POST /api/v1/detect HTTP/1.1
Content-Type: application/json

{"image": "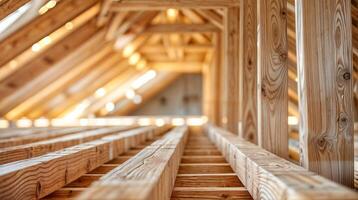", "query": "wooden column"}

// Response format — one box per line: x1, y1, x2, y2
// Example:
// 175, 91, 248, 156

257, 0, 288, 157
296, 0, 353, 187
221, 7, 240, 134
238, 0, 257, 143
